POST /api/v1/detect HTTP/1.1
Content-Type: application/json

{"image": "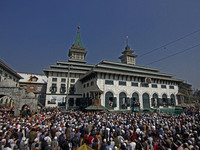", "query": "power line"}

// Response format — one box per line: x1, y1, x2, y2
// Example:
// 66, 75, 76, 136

139, 28, 200, 58
145, 43, 200, 66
